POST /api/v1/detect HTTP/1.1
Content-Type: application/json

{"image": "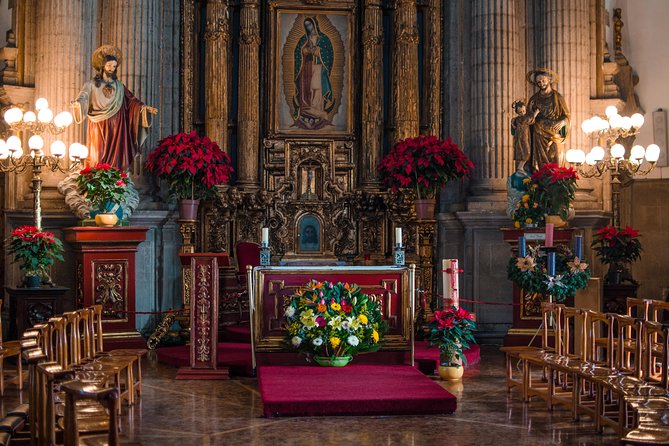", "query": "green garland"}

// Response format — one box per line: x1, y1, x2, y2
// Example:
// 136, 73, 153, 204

507, 244, 591, 302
